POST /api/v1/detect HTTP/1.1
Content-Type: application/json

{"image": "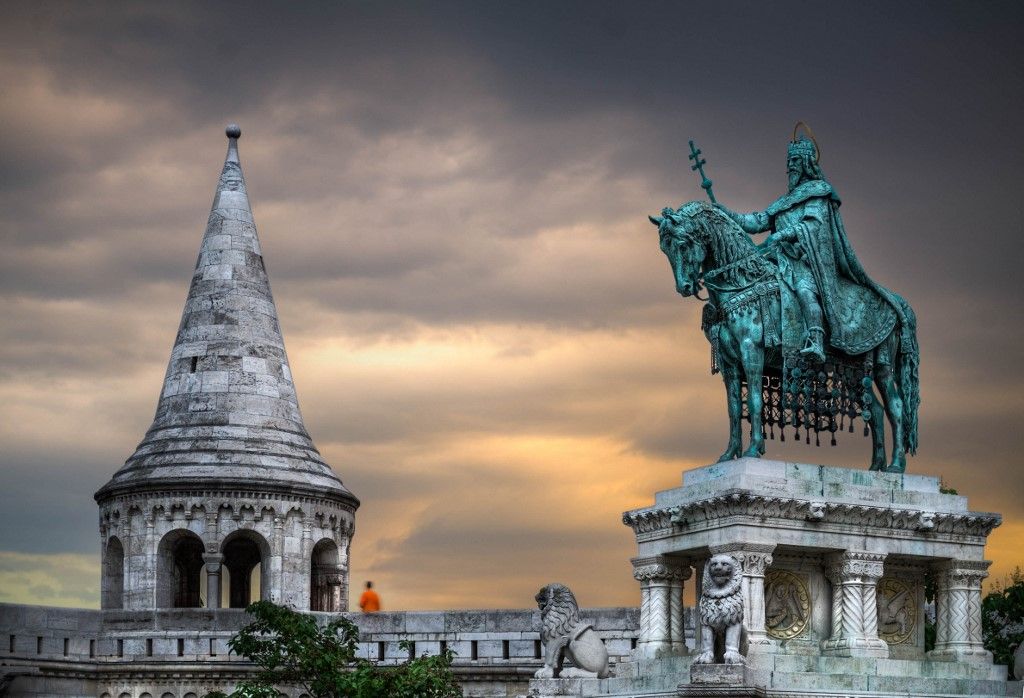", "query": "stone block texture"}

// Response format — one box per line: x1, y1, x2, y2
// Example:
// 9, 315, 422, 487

92, 128, 357, 615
